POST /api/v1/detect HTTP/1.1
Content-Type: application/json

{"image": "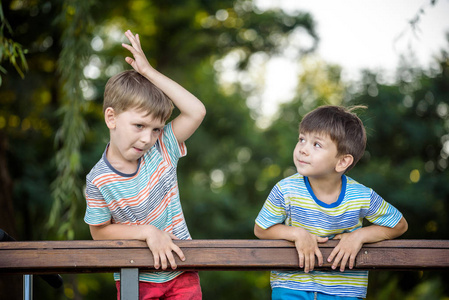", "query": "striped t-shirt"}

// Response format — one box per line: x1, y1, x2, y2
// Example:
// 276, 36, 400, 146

255, 173, 403, 298
84, 122, 190, 283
